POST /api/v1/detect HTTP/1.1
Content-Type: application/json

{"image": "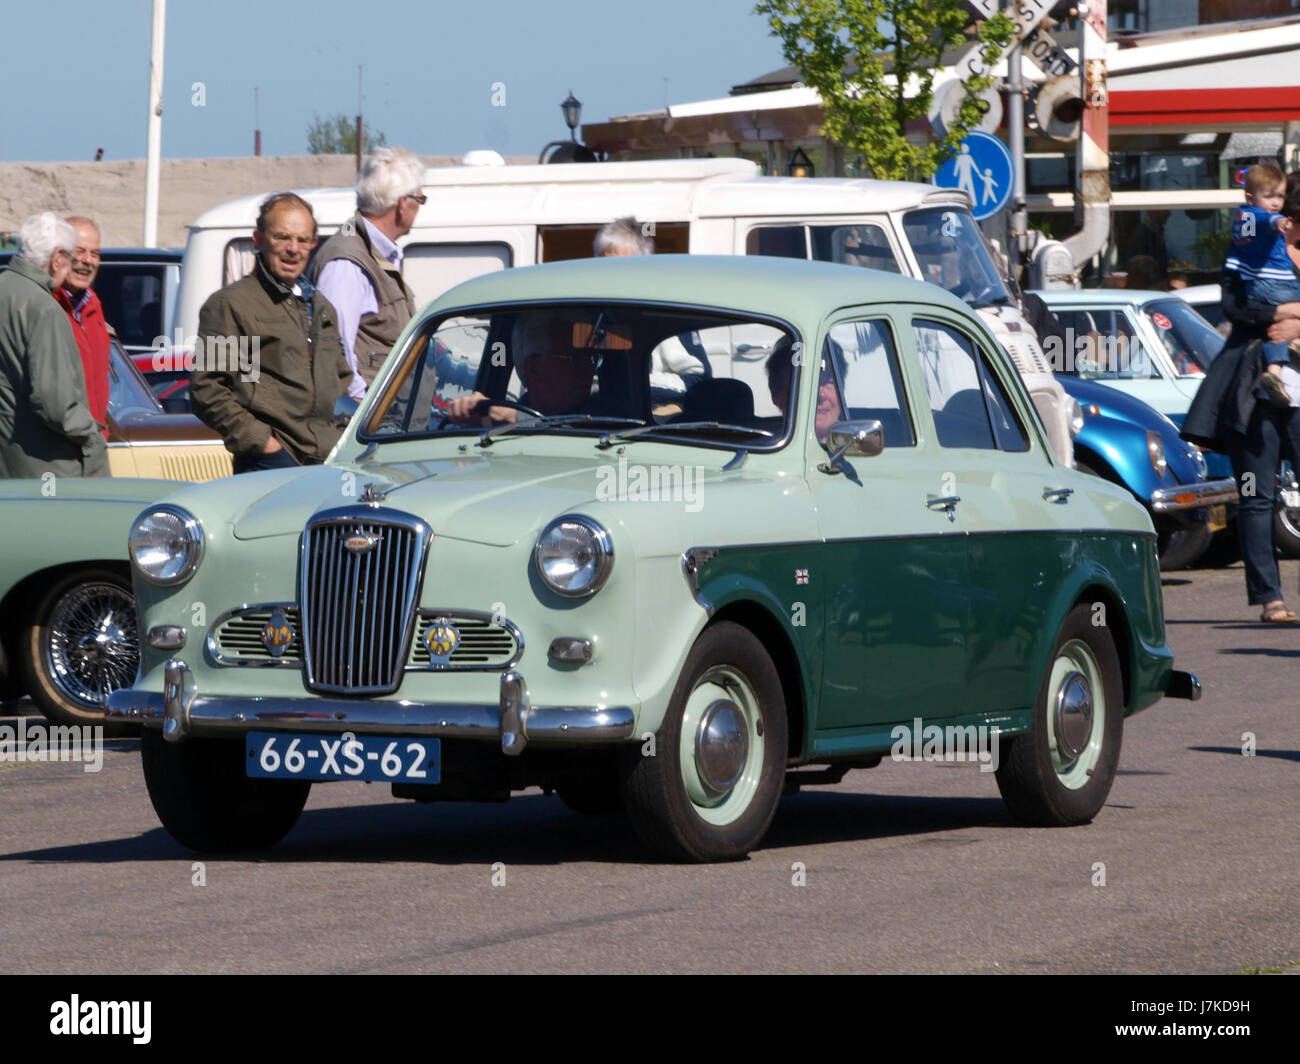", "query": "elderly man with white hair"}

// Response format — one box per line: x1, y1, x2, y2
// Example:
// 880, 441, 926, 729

310, 146, 425, 398
0, 212, 108, 477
